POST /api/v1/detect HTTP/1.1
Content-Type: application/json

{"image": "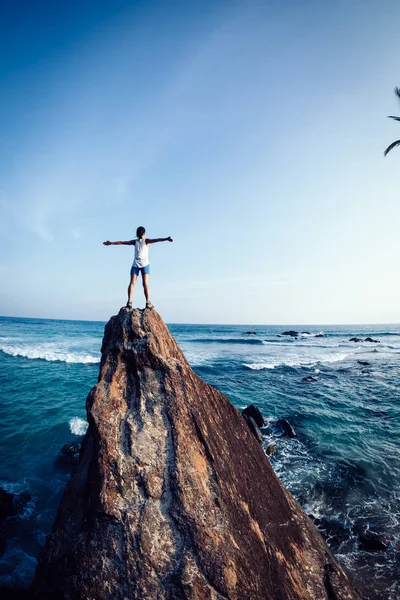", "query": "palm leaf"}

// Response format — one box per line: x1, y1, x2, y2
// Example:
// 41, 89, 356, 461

388, 115, 400, 121
384, 139, 400, 156
395, 87, 400, 100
